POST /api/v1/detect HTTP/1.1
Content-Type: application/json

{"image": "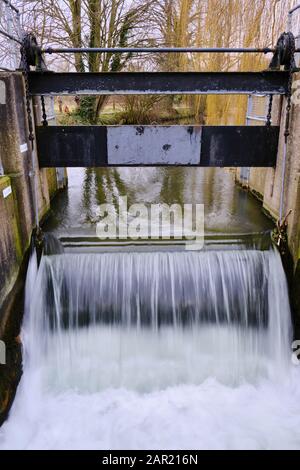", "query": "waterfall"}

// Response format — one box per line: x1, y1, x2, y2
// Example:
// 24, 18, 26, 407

1, 246, 299, 450
23, 247, 292, 389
